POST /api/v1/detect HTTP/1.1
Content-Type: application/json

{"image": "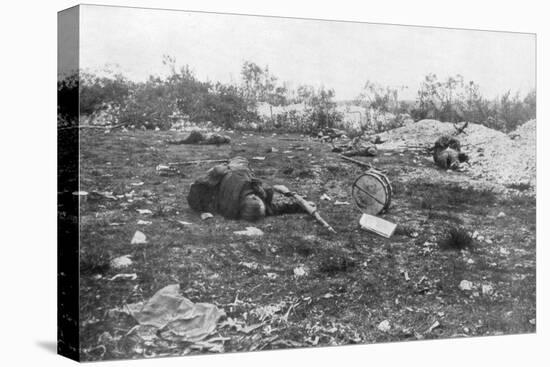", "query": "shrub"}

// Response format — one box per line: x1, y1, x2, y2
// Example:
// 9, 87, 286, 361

57, 72, 79, 126
439, 227, 474, 251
